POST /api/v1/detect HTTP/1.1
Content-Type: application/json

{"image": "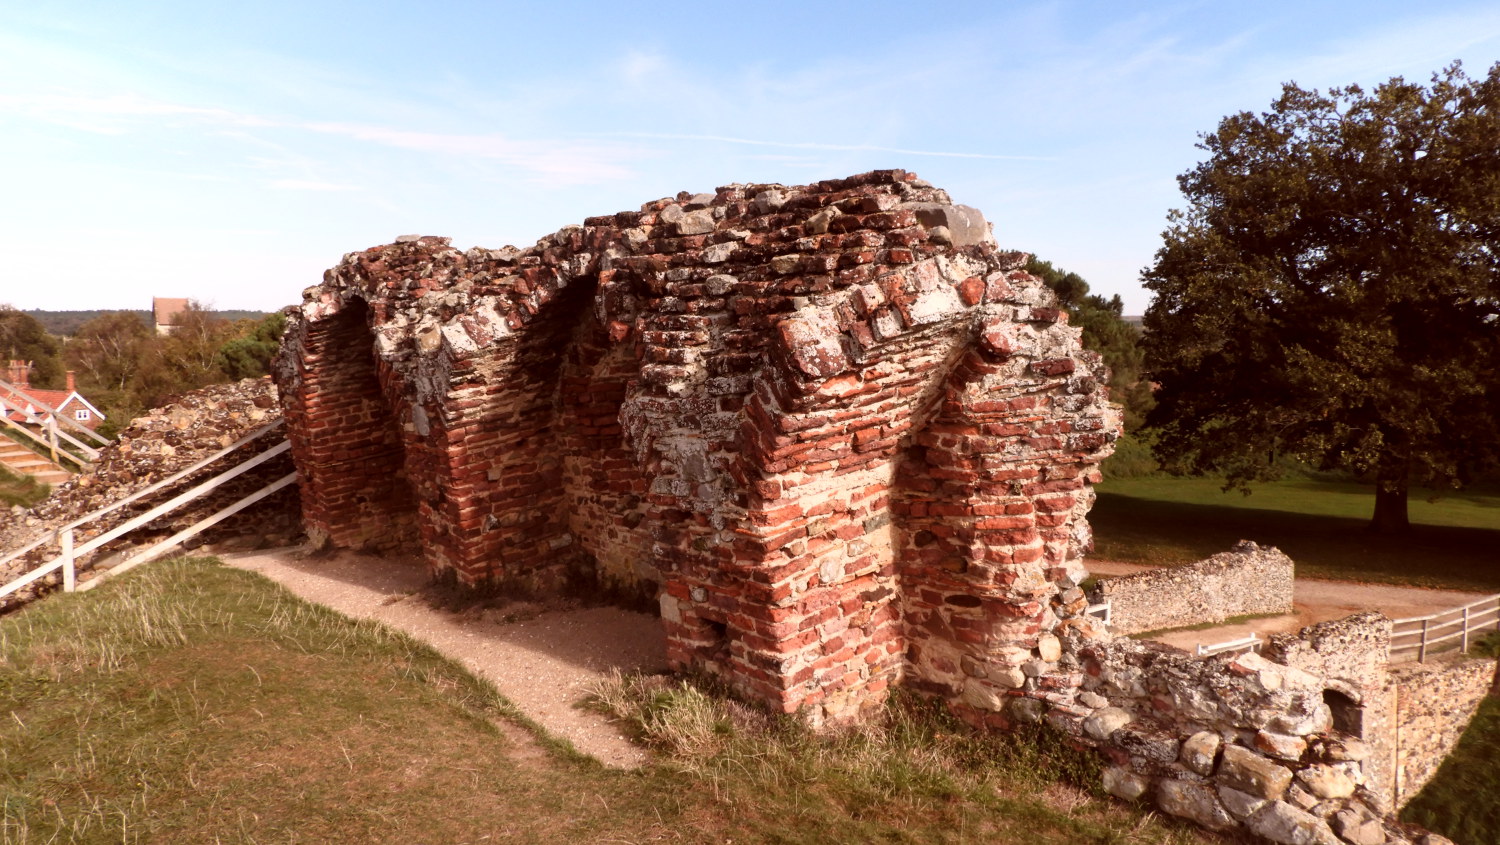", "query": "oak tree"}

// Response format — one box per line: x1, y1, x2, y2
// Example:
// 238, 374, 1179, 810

1142, 62, 1500, 533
